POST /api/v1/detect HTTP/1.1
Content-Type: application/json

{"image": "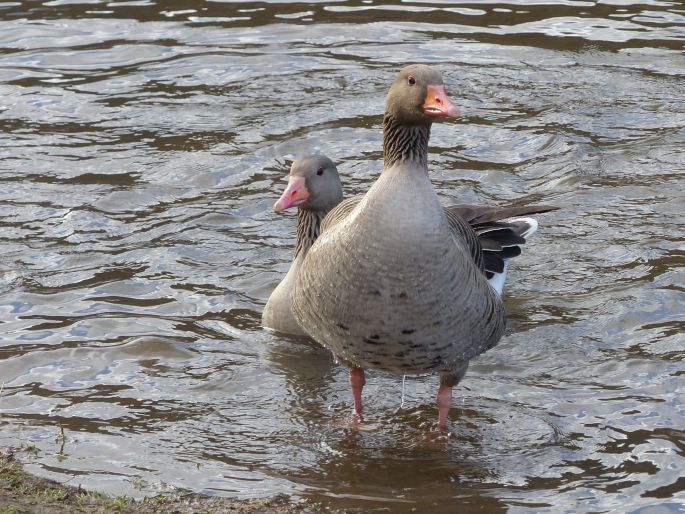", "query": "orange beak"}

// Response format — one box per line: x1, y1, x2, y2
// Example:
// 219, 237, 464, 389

274, 176, 310, 211
422, 85, 460, 118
